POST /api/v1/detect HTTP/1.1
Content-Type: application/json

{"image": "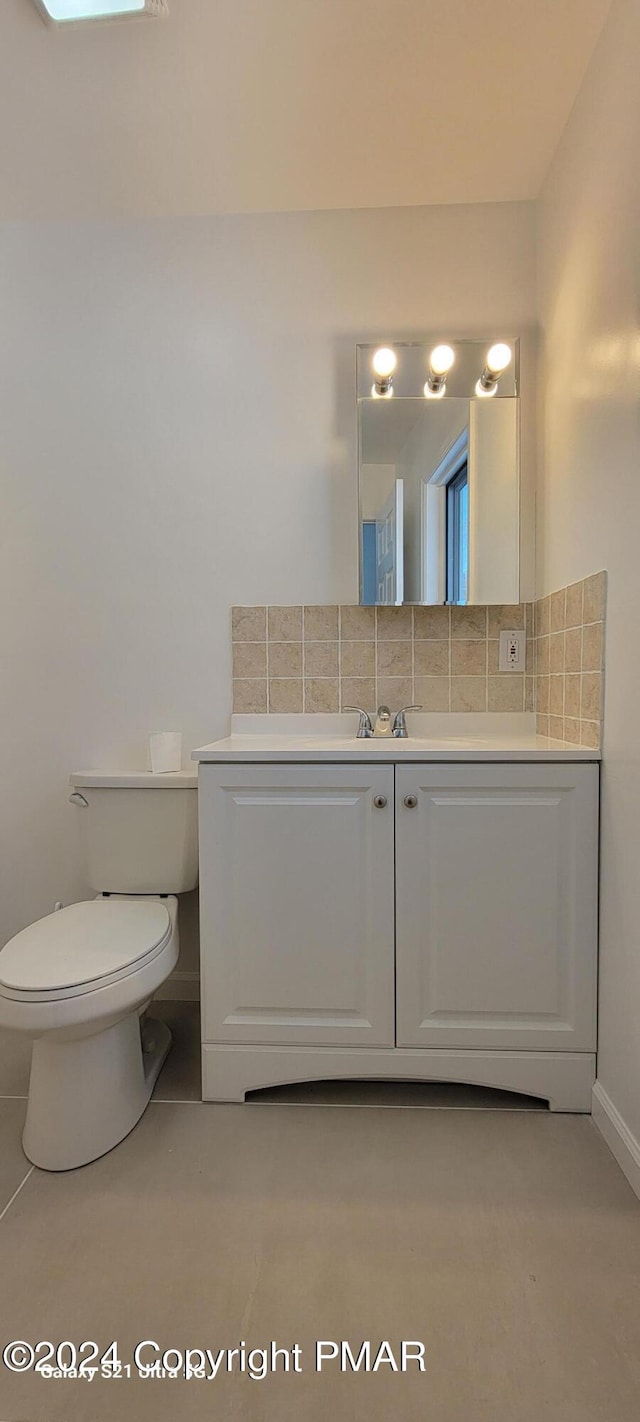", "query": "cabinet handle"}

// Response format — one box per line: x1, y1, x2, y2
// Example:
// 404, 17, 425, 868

373, 794, 388, 809
403, 794, 418, 809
